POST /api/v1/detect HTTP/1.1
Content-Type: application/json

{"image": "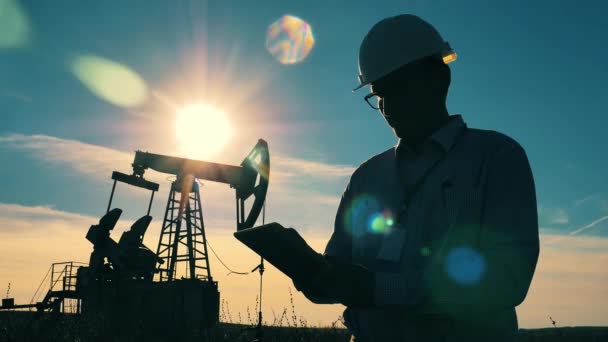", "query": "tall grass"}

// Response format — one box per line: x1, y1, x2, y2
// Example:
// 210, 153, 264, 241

2, 297, 608, 342
216, 287, 349, 341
